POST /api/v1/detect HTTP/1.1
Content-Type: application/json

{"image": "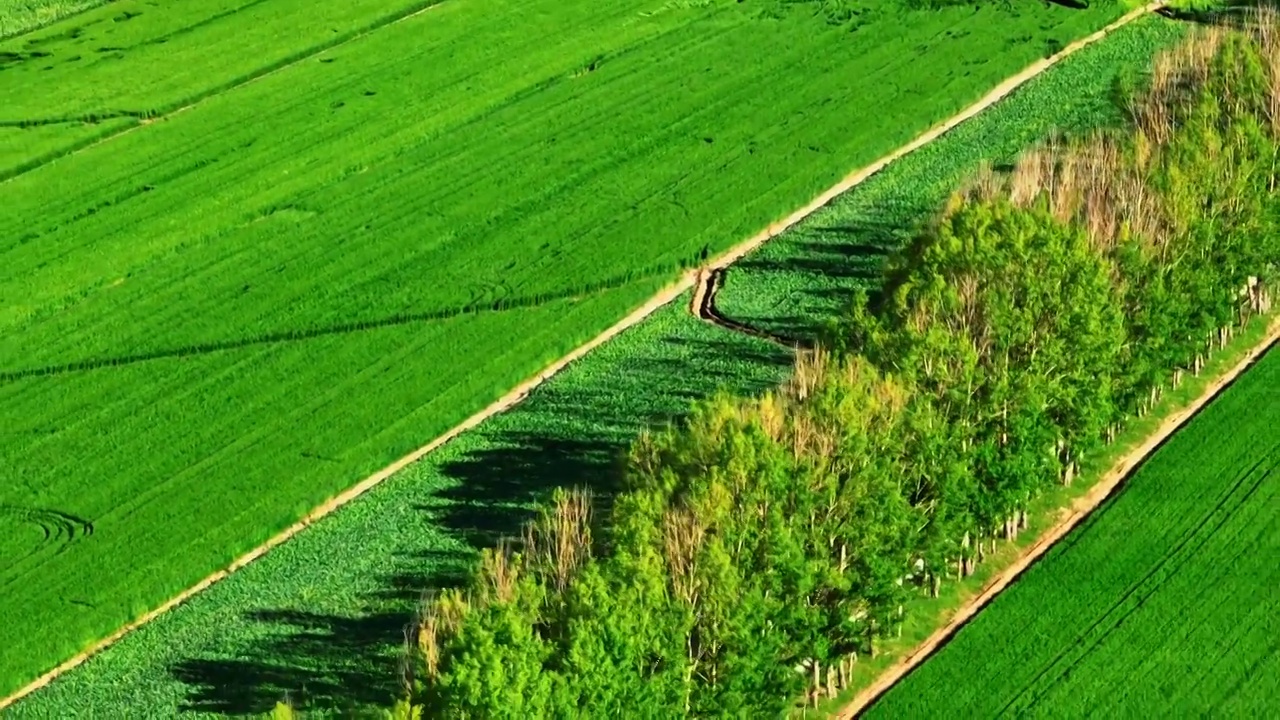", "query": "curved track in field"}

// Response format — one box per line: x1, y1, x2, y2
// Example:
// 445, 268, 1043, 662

0, 506, 94, 560
690, 267, 810, 350
0, 2, 1164, 711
